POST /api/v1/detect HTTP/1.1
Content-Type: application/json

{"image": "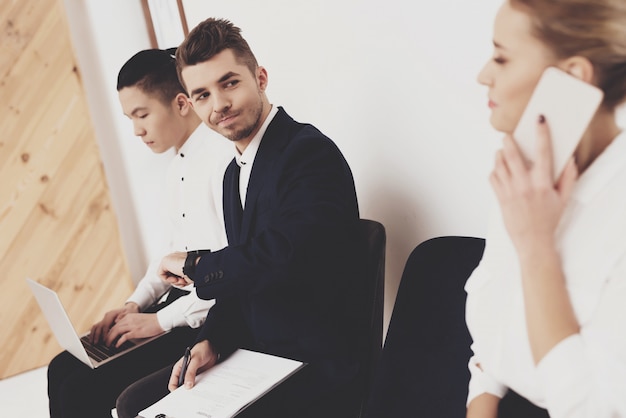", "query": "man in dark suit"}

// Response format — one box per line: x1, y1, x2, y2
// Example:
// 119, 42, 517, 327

115, 17, 363, 418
